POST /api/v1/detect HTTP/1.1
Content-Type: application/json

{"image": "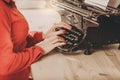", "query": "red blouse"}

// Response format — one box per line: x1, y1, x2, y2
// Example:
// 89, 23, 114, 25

0, 0, 45, 80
